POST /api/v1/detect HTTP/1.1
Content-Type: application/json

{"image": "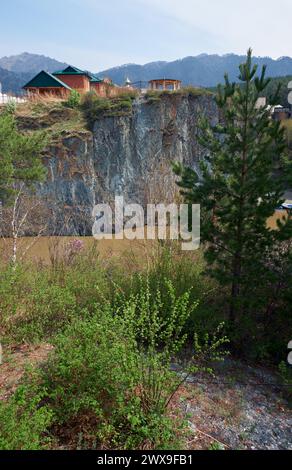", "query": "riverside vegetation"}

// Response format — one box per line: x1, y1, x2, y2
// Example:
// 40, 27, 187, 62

0, 51, 291, 450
